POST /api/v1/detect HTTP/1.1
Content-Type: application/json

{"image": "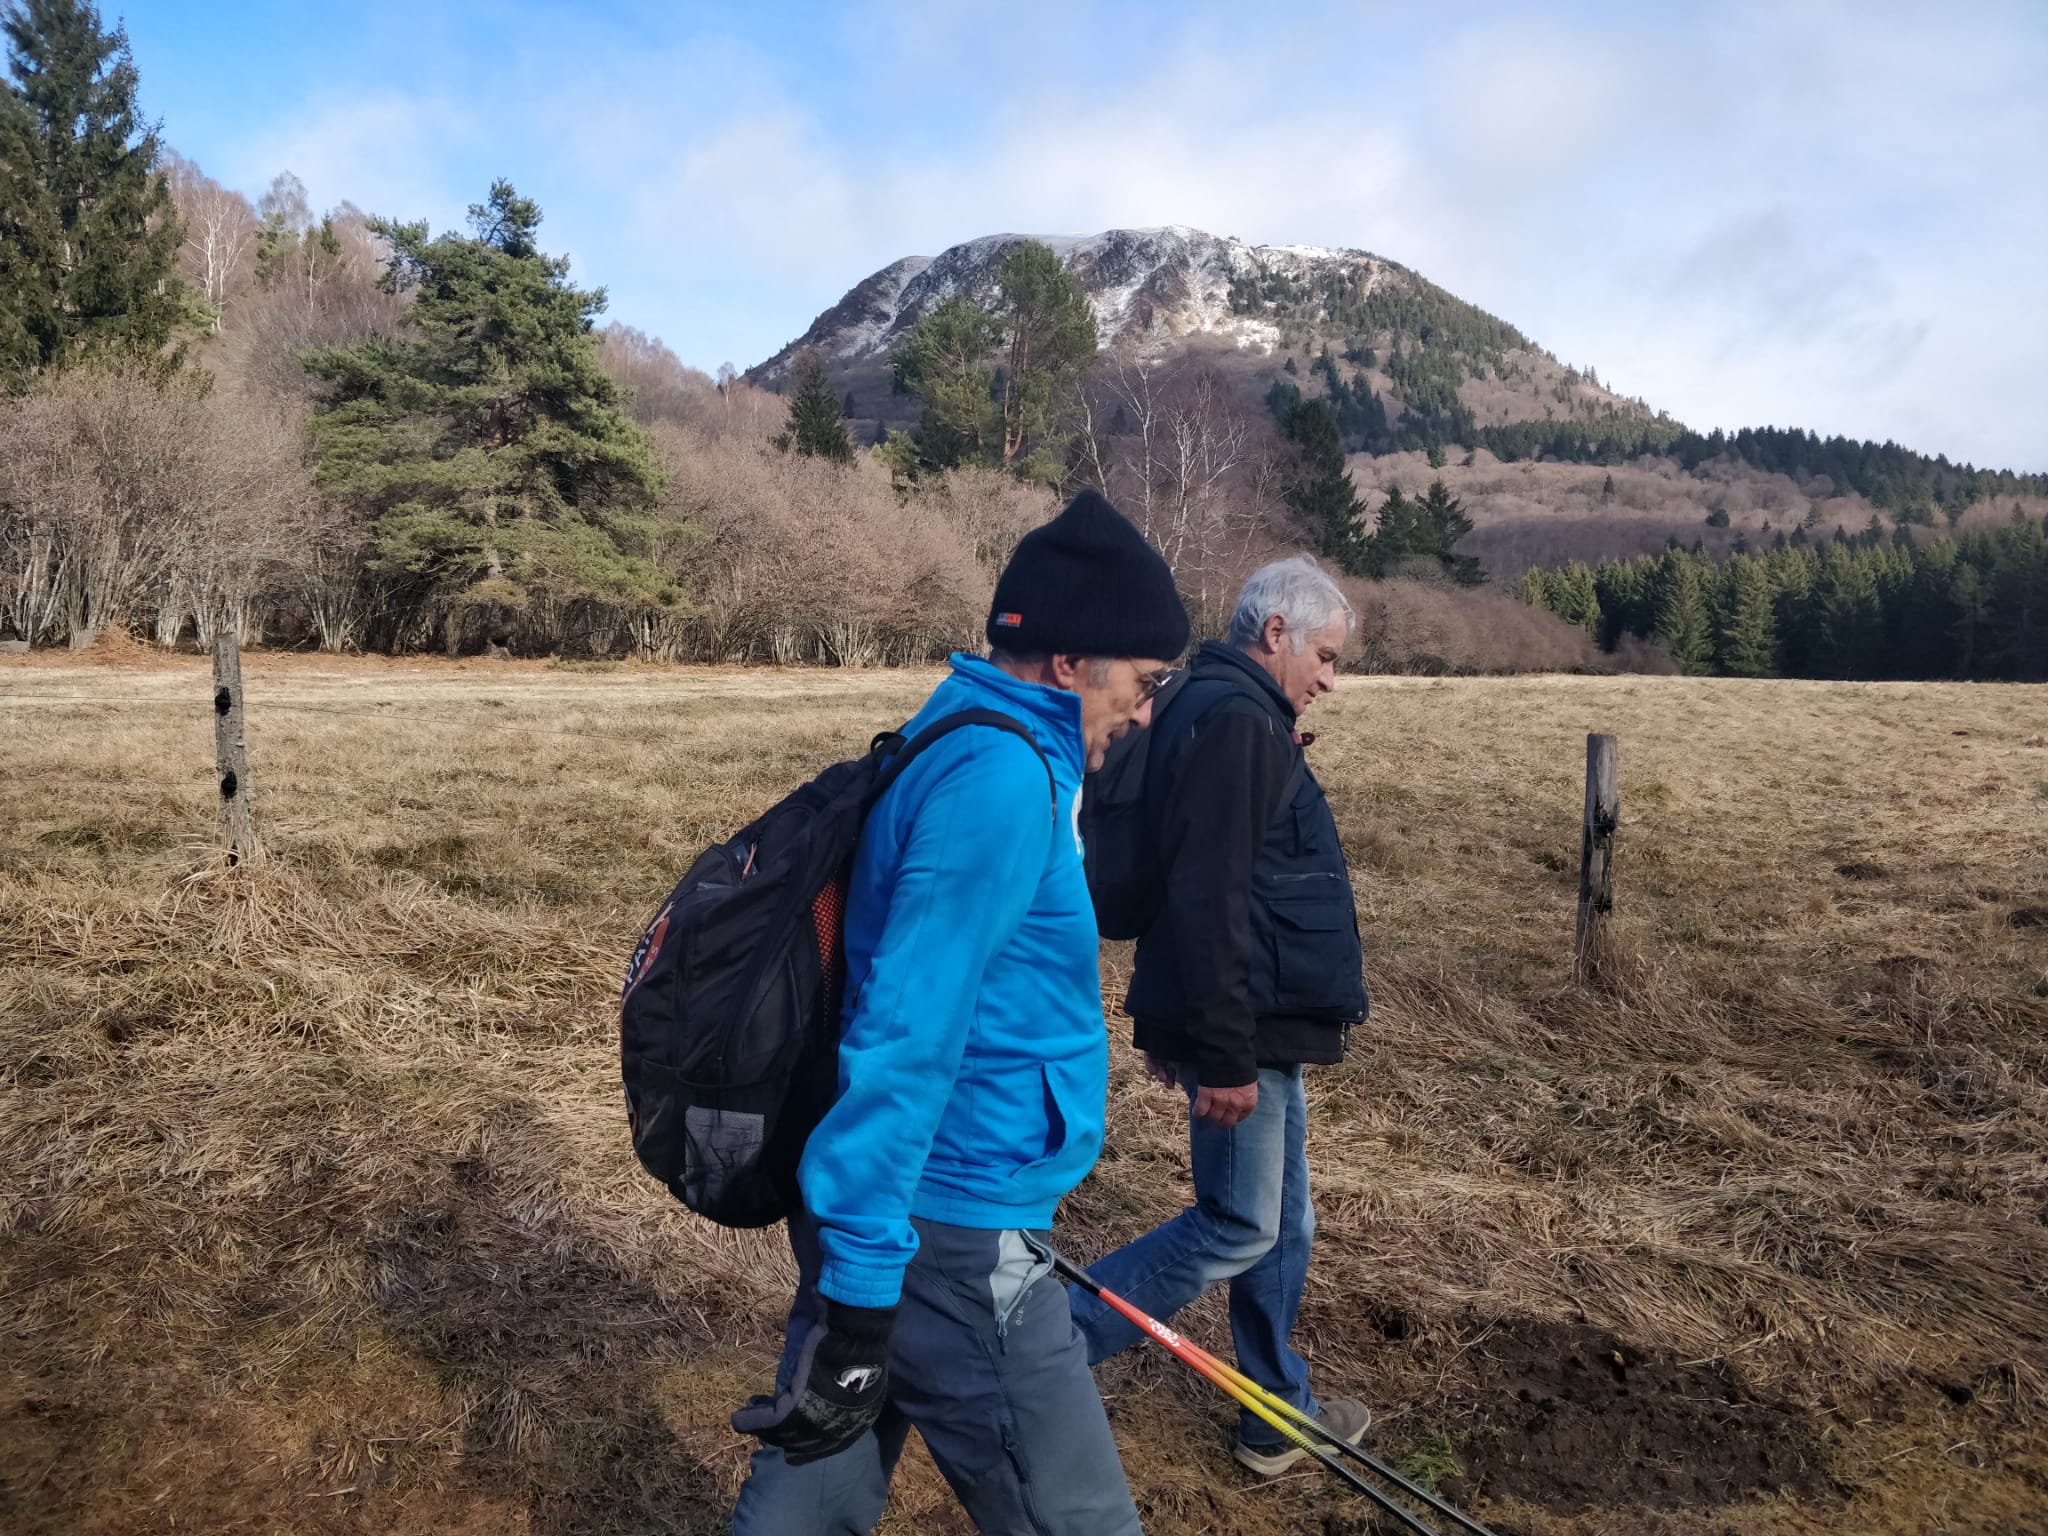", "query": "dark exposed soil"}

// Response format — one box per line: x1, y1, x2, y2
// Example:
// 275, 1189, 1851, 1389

1440, 1319, 1829, 1513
